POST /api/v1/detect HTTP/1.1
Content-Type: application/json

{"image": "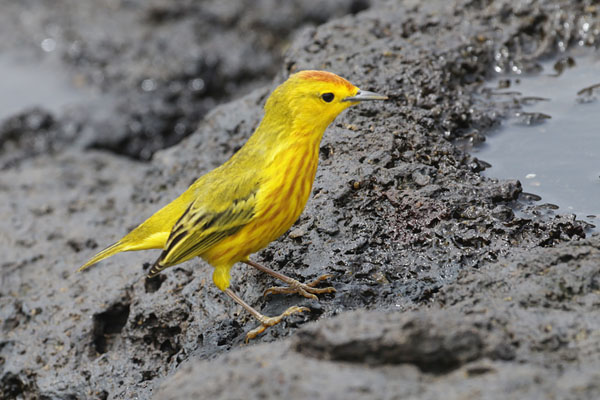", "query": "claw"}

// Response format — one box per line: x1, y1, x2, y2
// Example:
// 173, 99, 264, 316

306, 274, 334, 287
245, 306, 309, 342
263, 274, 336, 300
